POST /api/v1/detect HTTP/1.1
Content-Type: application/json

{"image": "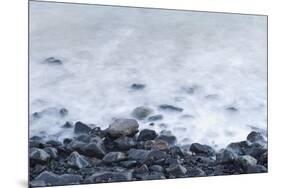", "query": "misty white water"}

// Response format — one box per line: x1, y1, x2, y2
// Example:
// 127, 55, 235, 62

29, 2, 267, 149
